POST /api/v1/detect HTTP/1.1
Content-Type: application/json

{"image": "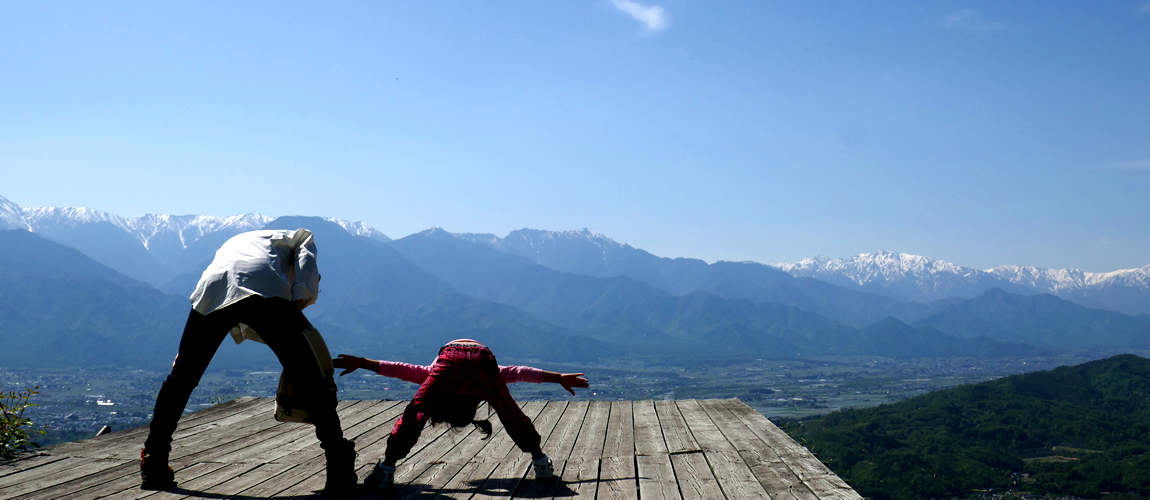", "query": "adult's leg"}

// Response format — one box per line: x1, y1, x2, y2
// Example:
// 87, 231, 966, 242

239, 297, 356, 491
143, 308, 231, 458
238, 297, 345, 447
